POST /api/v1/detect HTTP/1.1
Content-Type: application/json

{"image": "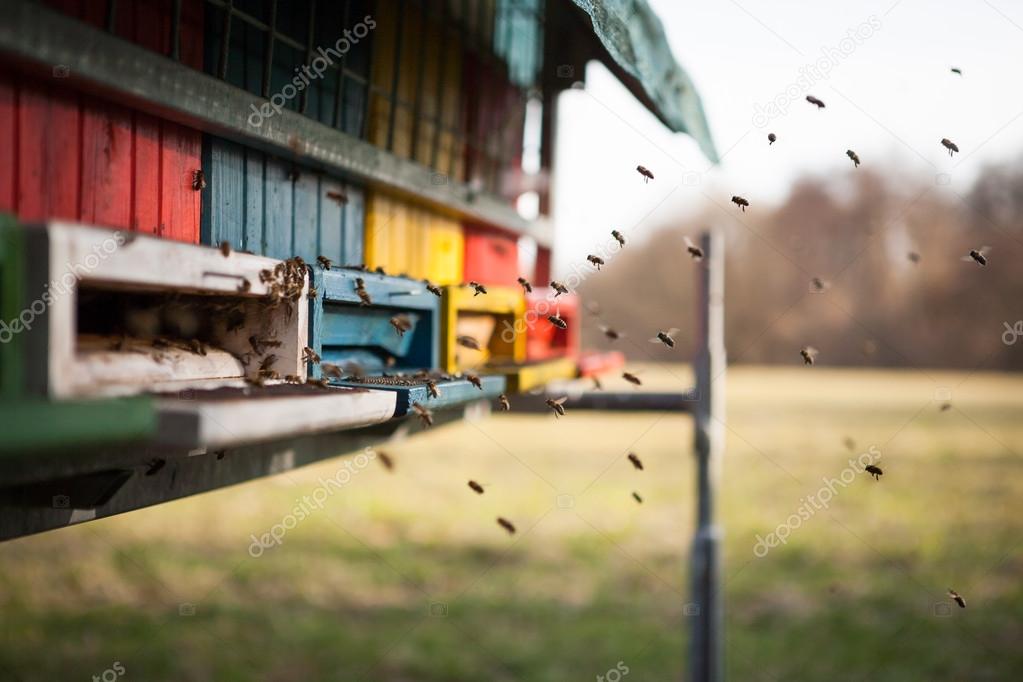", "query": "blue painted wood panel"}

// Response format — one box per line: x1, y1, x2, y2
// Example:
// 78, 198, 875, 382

334, 374, 505, 417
